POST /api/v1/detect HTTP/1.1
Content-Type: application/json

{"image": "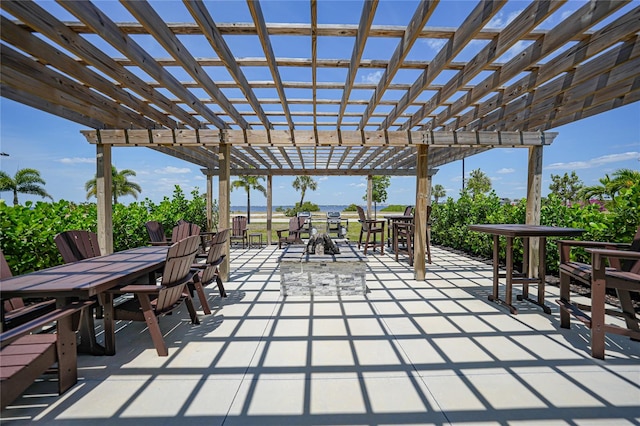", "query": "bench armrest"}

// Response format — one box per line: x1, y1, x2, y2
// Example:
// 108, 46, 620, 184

0, 300, 92, 347
557, 240, 630, 249
587, 248, 640, 270
558, 240, 631, 263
